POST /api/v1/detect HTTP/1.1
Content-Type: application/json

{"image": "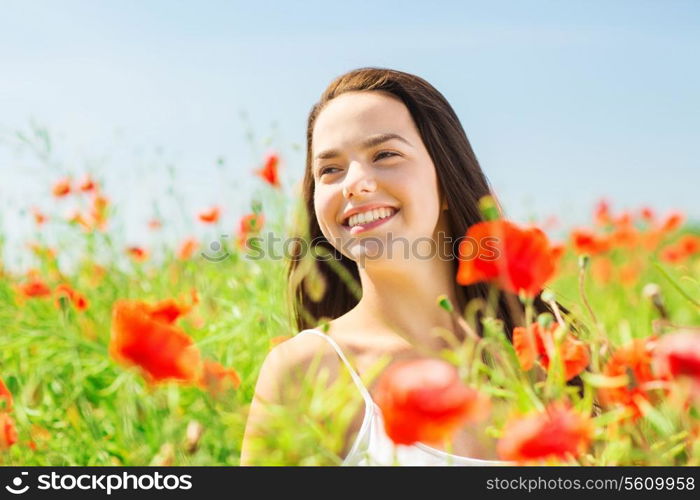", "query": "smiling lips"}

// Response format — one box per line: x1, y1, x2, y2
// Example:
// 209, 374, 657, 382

343, 207, 399, 235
